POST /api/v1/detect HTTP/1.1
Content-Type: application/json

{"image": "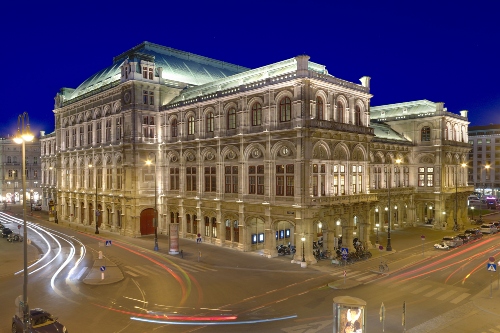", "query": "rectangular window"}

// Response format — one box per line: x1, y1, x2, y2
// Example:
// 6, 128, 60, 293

80, 126, 84, 145
87, 124, 93, 145
65, 130, 69, 148
204, 166, 216, 192
312, 163, 325, 196
225, 166, 238, 193
170, 167, 179, 190
186, 166, 196, 191
97, 168, 103, 189
72, 128, 77, 147
106, 119, 112, 142
96, 121, 102, 143
106, 169, 112, 189
276, 164, 294, 196
148, 68, 153, 80
426, 174, 434, 186
116, 168, 122, 190
142, 116, 155, 138
249, 165, 264, 195
149, 91, 154, 105
143, 90, 148, 104
116, 117, 122, 141
143, 67, 148, 79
